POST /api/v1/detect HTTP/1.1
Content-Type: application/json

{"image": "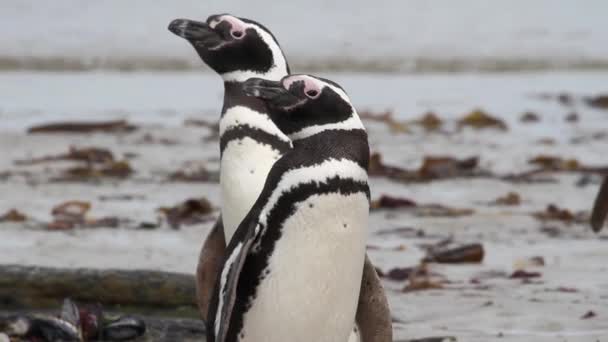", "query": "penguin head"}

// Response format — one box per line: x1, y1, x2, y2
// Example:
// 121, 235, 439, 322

243, 74, 364, 140
168, 14, 289, 82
